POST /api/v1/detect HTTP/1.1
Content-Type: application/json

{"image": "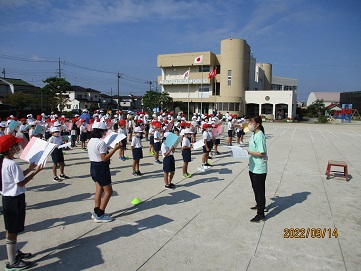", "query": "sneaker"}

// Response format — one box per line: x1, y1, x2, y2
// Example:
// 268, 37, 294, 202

186, 173, 192, 178
5, 259, 31, 271
53, 176, 62, 182
169, 183, 176, 188
149, 151, 155, 155
136, 170, 143, 176
15, 250, 32, 260
154, 160, 162, 164
216, 151, 221, 155
205, 162, 213, 167
132, 172, 137, 176
94, 214, 114, 223
91, 212, 112, 219
183, 173, 191, 178
60, 174, 70, 179
250, 215, 266, 223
